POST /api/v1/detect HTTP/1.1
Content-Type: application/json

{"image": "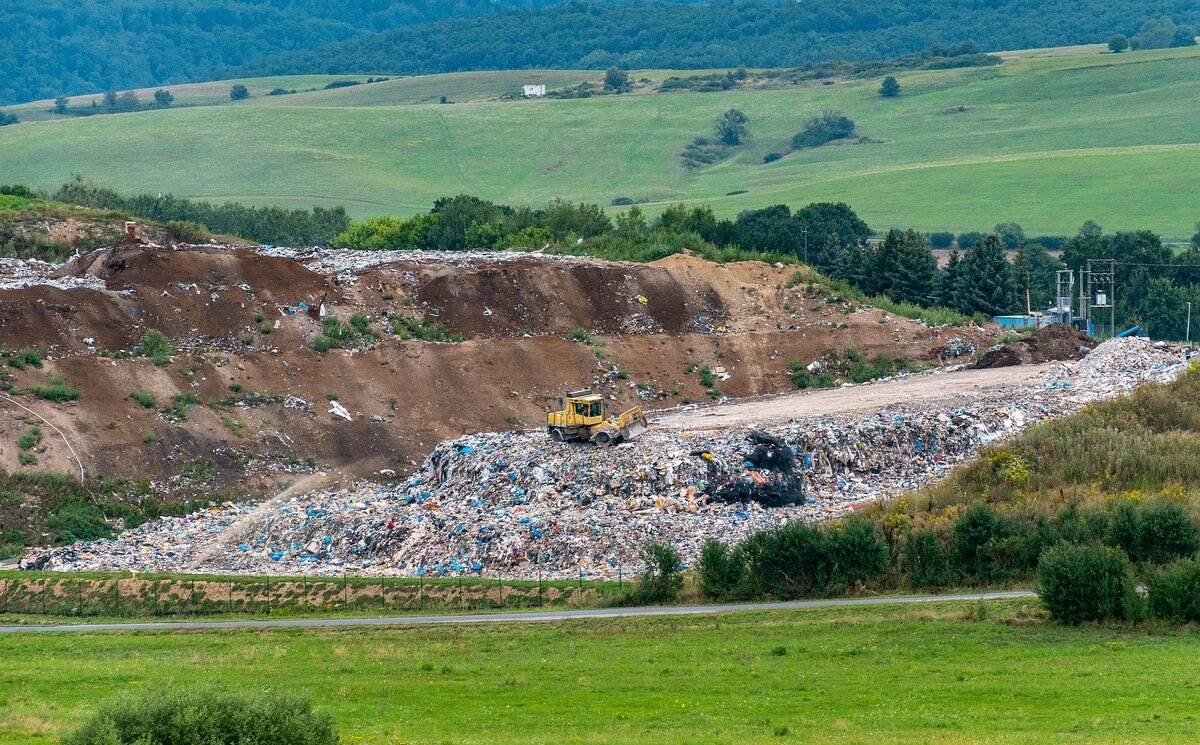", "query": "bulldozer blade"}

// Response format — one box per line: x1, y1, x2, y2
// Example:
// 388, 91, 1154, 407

621, 419, 647, 440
